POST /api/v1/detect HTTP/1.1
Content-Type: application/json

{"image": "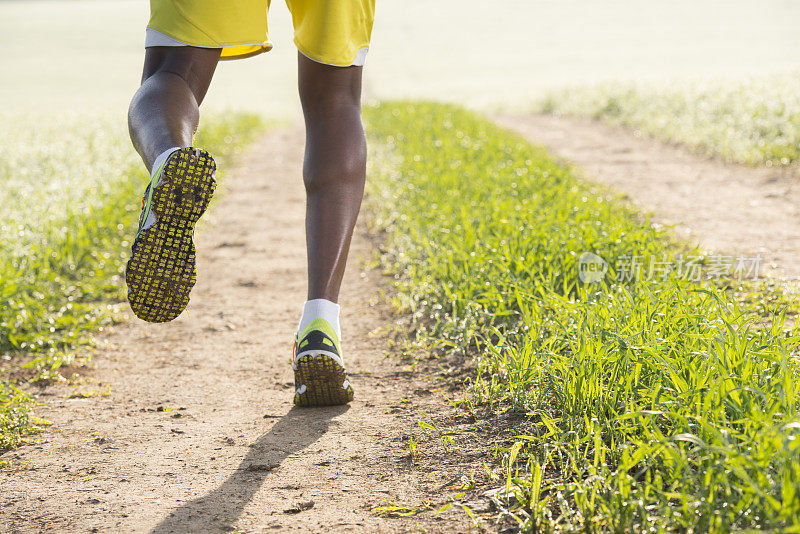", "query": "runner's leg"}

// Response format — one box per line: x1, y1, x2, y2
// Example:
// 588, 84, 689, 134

125, 46, 221, 323
128, 46, 221, 170
298, 52, 367, 303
